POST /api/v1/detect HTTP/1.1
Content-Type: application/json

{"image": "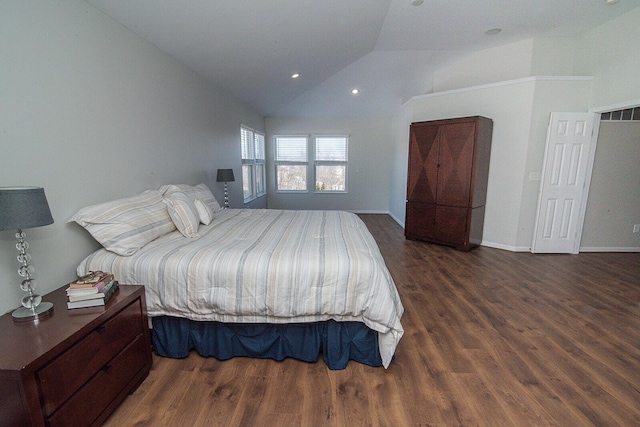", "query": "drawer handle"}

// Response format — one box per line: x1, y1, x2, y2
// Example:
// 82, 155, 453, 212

101, 364, 112, 372
96, 325, 106, 333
